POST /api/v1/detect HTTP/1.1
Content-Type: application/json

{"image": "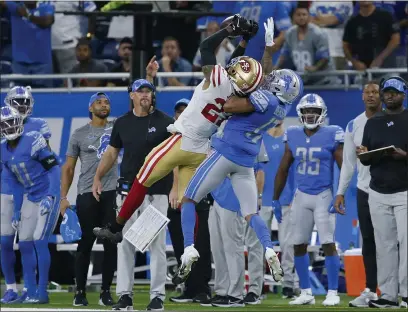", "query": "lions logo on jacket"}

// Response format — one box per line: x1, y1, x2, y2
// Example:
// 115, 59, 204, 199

88, 132, 111, 159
